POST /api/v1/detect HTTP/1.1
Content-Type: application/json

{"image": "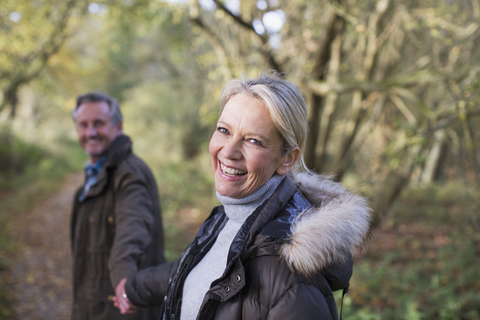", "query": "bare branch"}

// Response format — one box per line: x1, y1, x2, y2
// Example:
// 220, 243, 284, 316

326, 0, 358, 26
211, 0, 281, 71
389, 94, 417, 125
213, 0, 258, 34
312, 9, 343, 80
306, 65, 479, 97
306, 80, 389, 95
415, 11, 479, 40
191, 16, 232, 82
333, 93, 387, 180
472, 0, 480, 19
315, 26, 344, 171
361, 0, 390, 79
0, 0, 77, 116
